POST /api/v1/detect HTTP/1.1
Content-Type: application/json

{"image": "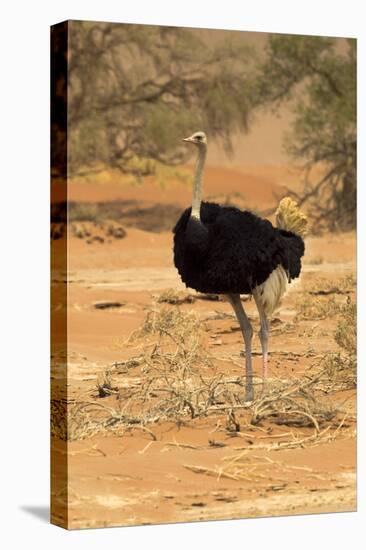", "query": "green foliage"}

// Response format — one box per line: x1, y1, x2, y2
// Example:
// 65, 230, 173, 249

63, 22, 256, 176
258, 35, 356, 230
